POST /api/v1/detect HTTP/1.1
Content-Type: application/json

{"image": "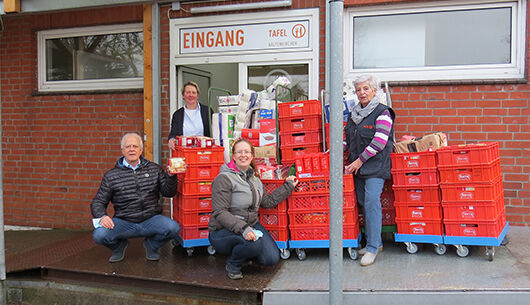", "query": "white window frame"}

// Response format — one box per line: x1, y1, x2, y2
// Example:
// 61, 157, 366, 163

37, 23, 143, 92
344, 0, 527, 82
